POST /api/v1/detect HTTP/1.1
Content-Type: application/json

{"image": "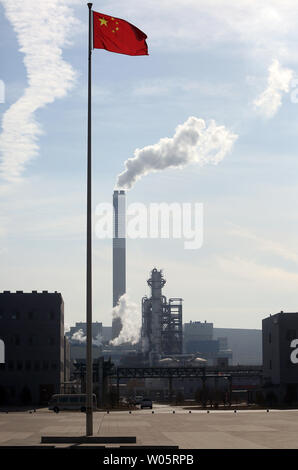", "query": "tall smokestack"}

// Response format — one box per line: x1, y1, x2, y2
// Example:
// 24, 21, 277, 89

112, 190, 126, 339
